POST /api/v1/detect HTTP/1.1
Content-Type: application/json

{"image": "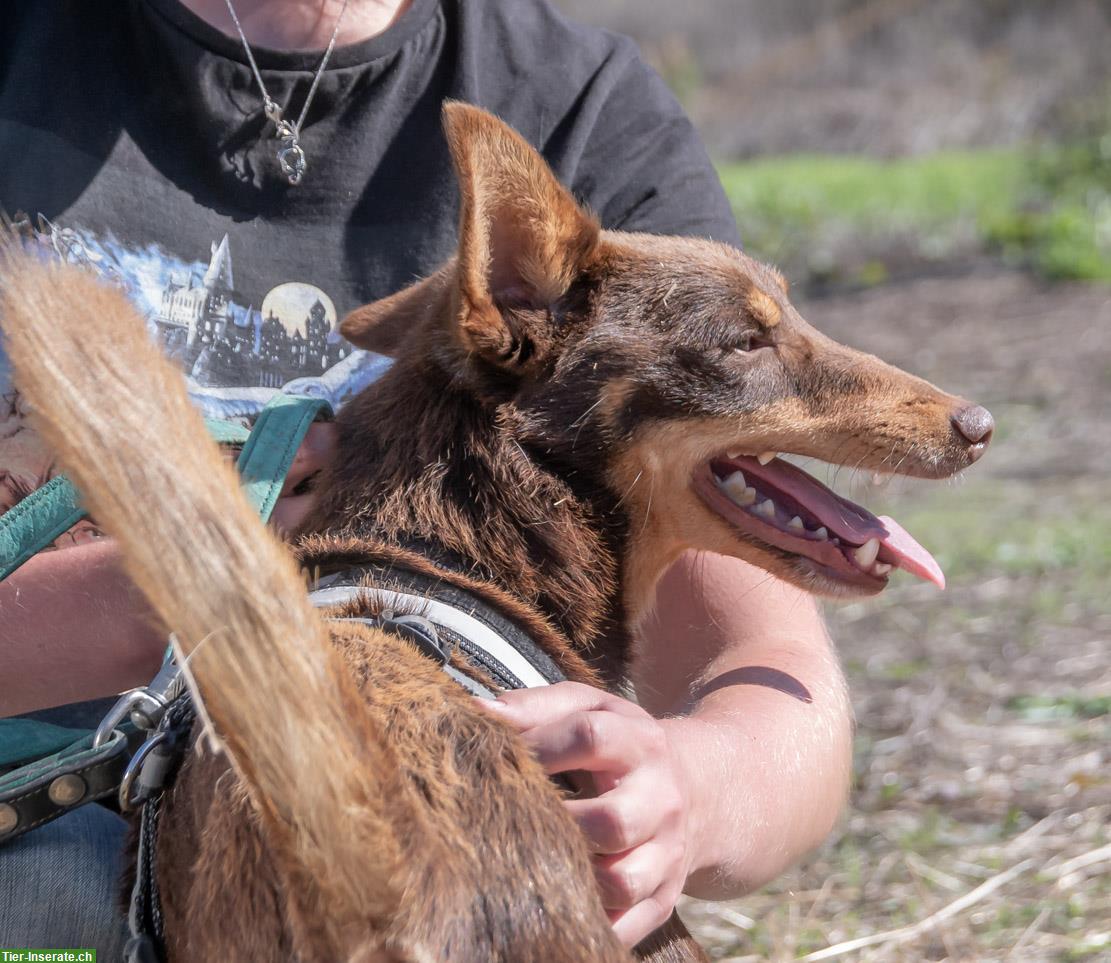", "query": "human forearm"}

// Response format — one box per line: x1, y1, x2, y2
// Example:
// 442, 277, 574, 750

638, 552, 852, 899
660, 643, 851, 898
0, 540, 164, 716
